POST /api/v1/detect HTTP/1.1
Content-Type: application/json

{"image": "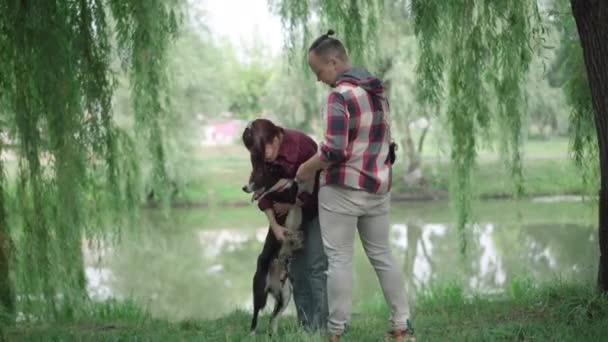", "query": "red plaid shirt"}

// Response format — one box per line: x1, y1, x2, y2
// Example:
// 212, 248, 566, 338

319, 68, 392, 194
